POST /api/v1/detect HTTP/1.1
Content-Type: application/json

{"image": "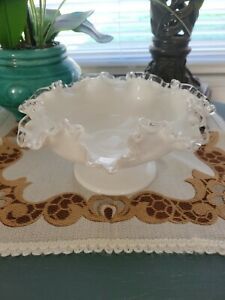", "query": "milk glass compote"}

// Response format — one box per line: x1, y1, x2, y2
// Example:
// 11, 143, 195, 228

17, 73, 214, 195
